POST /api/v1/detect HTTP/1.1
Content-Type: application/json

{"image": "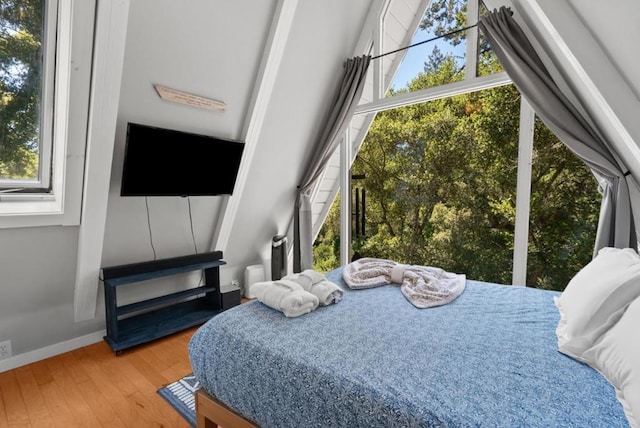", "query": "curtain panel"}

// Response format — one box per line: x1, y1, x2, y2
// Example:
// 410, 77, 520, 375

479, 6, 637, 255
293, 55, 371, 272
